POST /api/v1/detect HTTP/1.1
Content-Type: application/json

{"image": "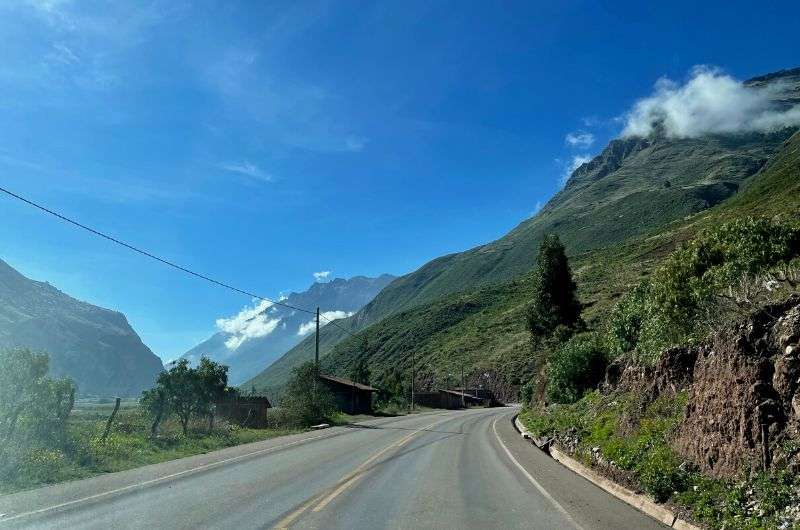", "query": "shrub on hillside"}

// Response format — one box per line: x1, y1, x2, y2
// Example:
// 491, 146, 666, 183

372, 367, 410, 410
142, 357, 231, 436
280, 362, 337, 425
607, 217, 800, 361
0, 349, 75, 465
527, 234, 583, 343
546, 334, 608, 404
